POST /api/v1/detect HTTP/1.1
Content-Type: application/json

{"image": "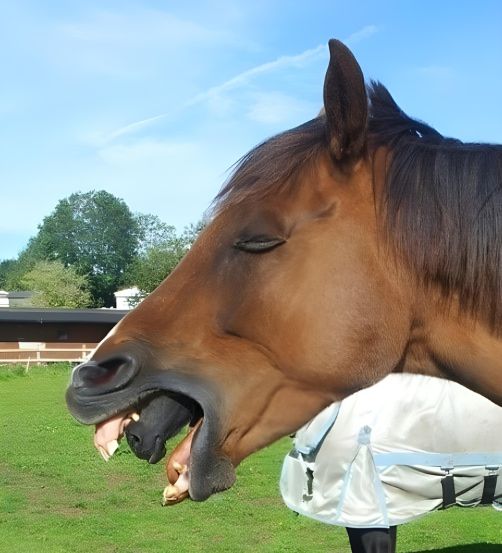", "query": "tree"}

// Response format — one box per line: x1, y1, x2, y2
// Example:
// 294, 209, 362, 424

0, 259, 19, 290
0, 246, 40, 291
28, 191, 140, 307
124, 221, 203, 302
181, 220, 205, 245
0, 192, 203, 307
21, 261, 91, 308
134, 213, 177, 255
